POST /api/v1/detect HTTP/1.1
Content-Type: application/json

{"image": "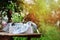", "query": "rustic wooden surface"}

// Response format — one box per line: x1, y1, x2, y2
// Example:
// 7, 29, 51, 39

0, 32, 41, 37
0, 32, 41, 40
